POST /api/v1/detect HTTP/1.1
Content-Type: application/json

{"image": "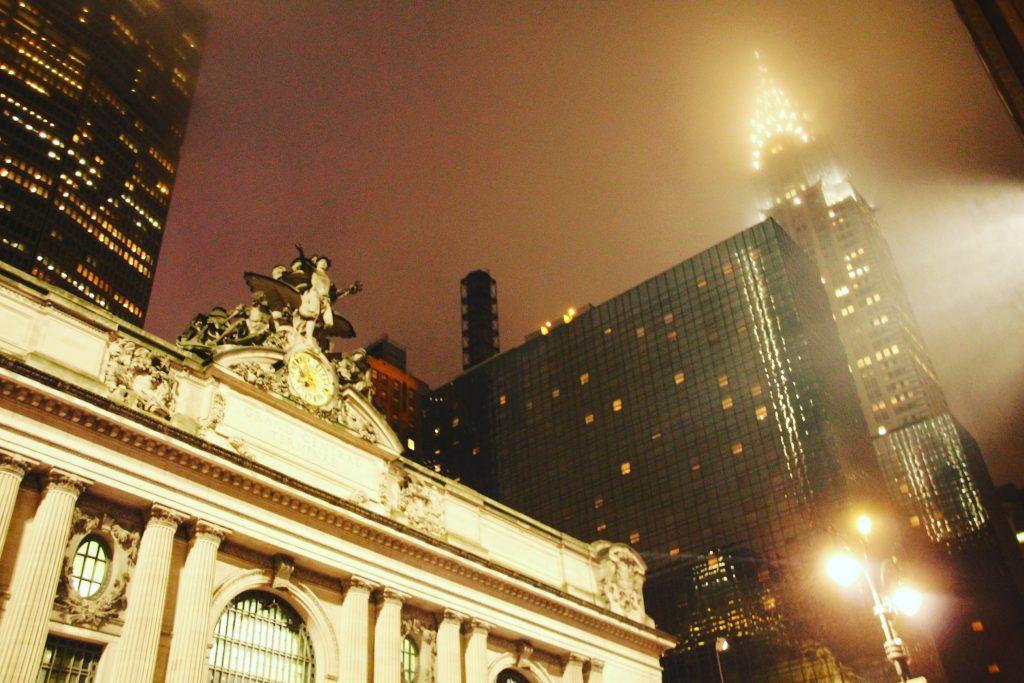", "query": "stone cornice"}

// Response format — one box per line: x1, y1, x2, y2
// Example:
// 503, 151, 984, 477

0, 356, 676, 654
